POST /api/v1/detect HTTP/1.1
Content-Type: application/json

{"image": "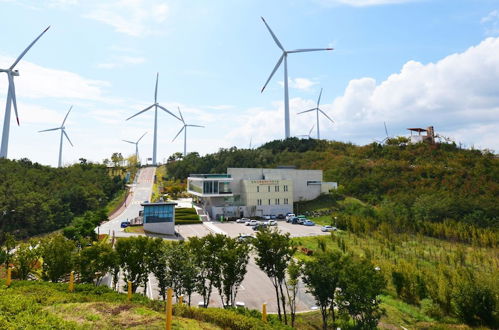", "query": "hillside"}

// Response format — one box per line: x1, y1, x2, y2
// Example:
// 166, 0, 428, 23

0, 280, 286, 329
0, 158, 125, 241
